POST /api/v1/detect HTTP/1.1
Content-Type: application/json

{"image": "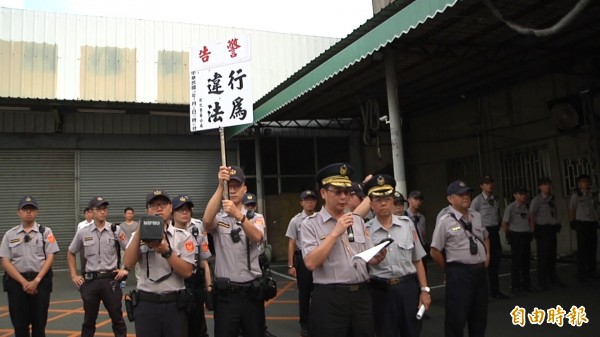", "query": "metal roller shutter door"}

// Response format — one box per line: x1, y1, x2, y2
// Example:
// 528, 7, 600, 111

79, 150, 230, 224
0, 151, 76, 271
